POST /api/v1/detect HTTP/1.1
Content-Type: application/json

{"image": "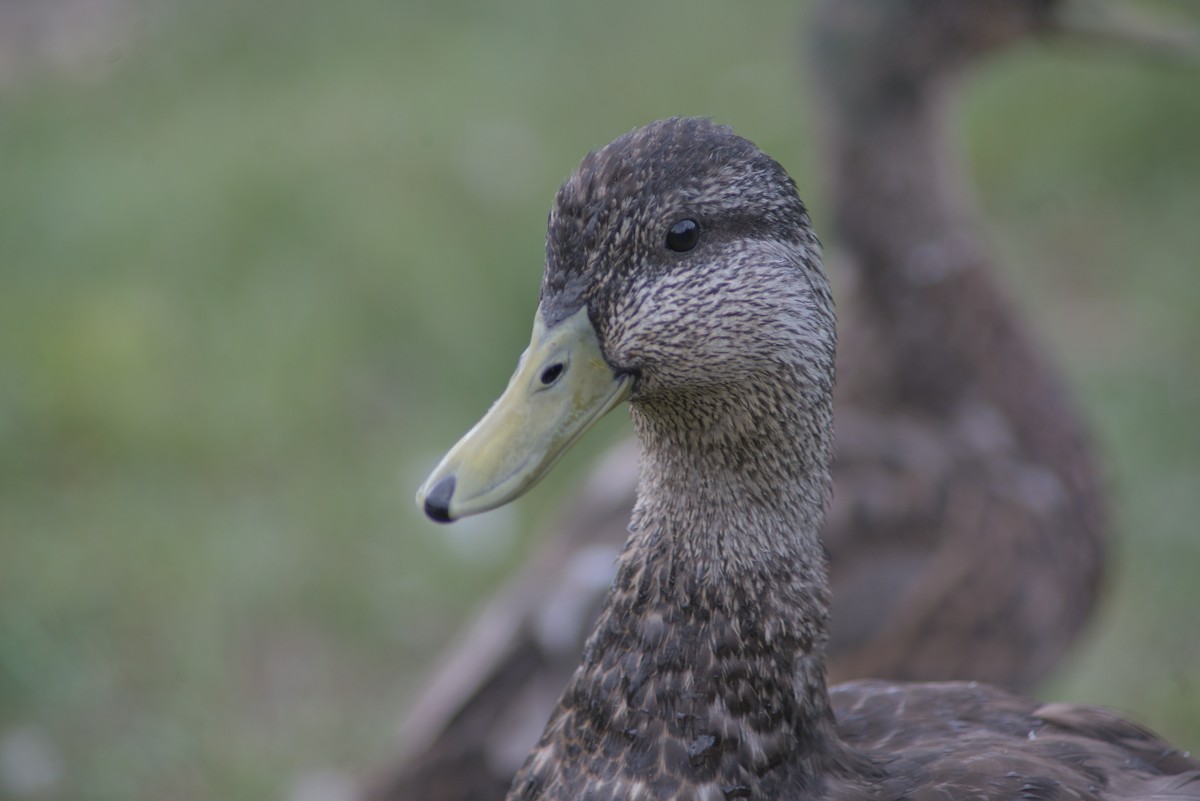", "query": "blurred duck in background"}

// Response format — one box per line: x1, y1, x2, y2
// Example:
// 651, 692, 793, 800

364, 1, 1194, 799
